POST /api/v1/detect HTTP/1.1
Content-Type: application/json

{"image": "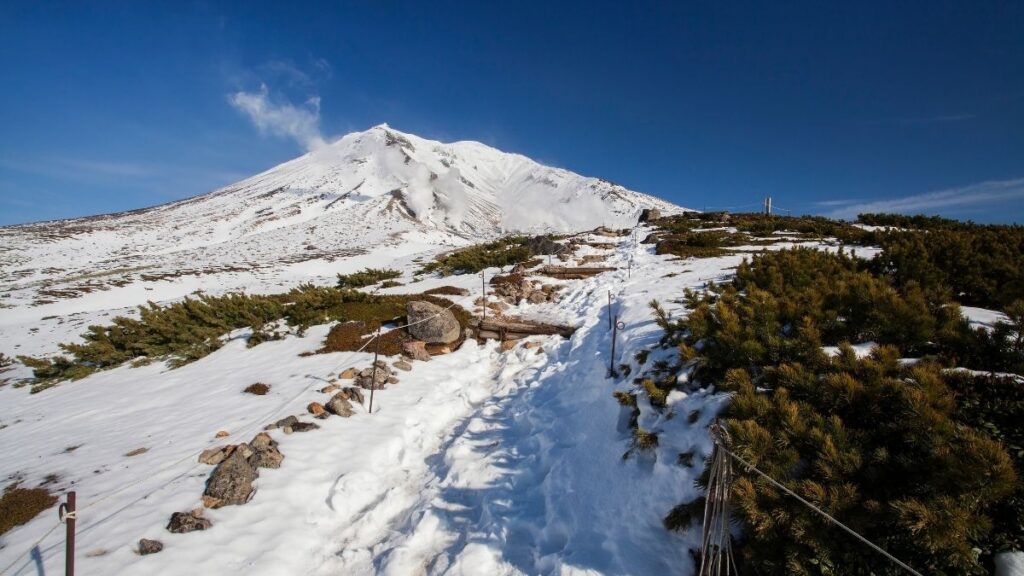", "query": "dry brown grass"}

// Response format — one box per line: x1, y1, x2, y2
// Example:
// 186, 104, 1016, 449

0, 486, 58, 536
